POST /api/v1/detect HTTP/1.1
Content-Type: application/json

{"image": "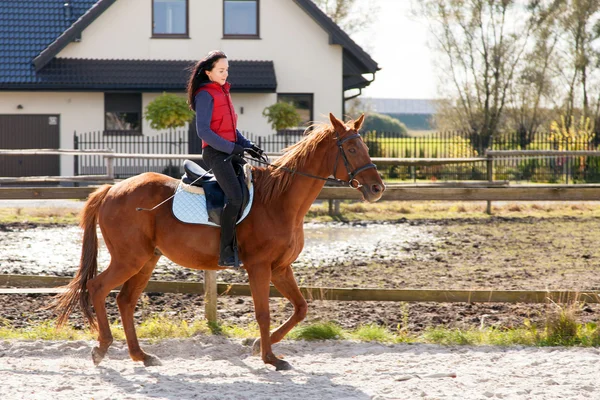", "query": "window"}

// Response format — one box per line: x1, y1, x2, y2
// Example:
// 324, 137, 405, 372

277, 93, 313, 129
224, 0, 259, 38
153, 0, 188, 37
105, 93, 142, 135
